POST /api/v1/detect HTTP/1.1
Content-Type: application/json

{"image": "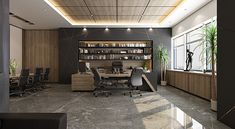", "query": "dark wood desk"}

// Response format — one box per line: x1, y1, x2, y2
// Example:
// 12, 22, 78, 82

99, 72, 156, 92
